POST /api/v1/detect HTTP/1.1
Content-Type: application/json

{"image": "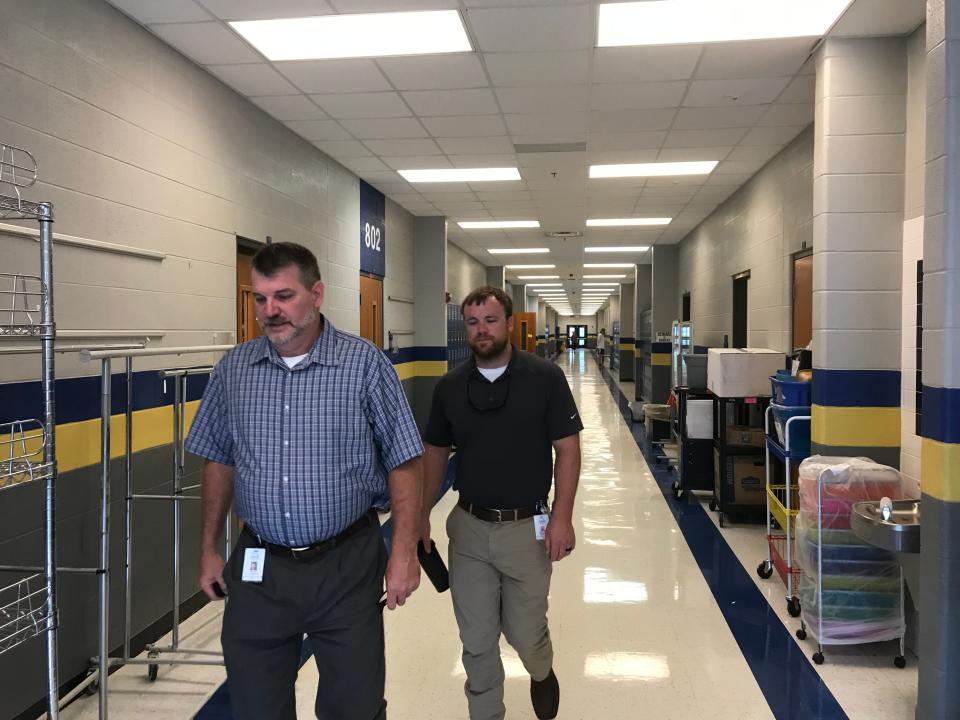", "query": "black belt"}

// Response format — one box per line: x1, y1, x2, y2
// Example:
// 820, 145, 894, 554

458, 497, 541, 523
246, 509, 377, 561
